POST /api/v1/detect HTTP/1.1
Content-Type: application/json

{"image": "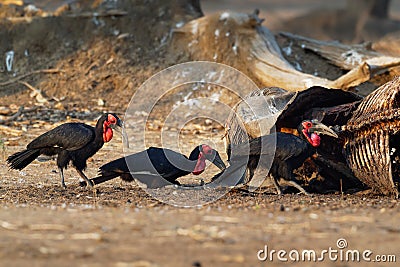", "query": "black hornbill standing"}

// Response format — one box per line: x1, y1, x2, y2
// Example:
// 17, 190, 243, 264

214, 120, 338, 194
7, 113, 123, 188
88, 144, 226, 188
